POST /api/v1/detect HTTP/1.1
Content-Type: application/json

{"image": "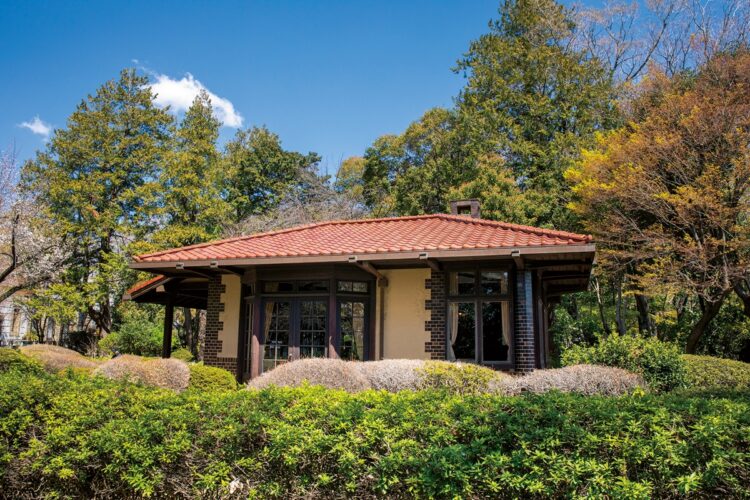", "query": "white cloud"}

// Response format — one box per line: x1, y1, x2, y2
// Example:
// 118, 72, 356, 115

149, 72, 243, 128
19, 116, 51, 138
